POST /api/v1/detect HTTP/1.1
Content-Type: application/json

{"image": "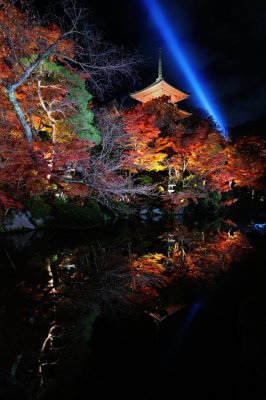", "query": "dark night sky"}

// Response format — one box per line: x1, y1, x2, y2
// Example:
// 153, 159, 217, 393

84, 0, 266, 129
35, 0, 266, 129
